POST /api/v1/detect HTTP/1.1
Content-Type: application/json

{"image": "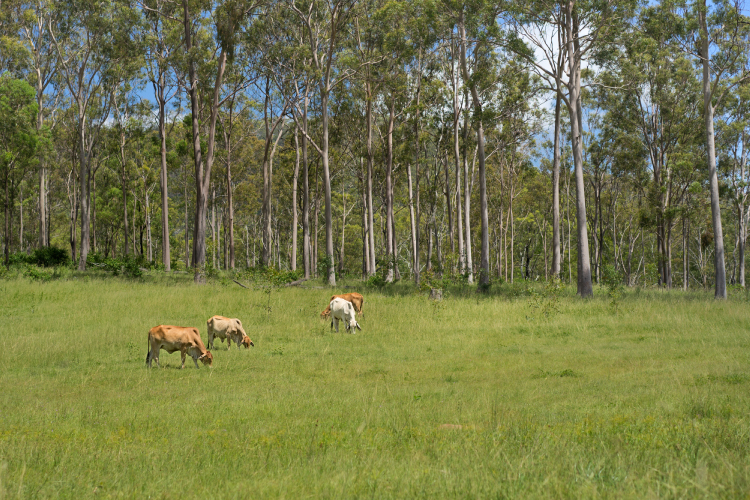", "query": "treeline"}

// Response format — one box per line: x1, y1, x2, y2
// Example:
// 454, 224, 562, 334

0, 0, 749, 297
